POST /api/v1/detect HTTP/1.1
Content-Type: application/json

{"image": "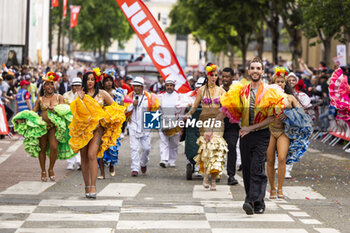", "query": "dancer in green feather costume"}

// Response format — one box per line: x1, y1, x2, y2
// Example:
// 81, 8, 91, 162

12, 72, 75, 182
